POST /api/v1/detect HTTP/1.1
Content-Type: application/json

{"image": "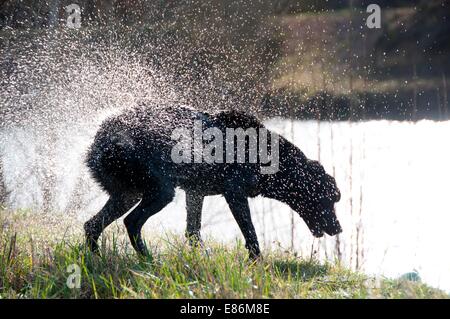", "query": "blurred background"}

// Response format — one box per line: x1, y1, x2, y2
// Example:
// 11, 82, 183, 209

1, 0, 450, 291
1, 0, 449, 120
